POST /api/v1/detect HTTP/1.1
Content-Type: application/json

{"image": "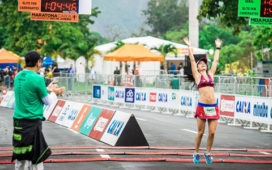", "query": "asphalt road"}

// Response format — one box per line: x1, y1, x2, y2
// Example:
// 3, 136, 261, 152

0, 99, 272, 170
